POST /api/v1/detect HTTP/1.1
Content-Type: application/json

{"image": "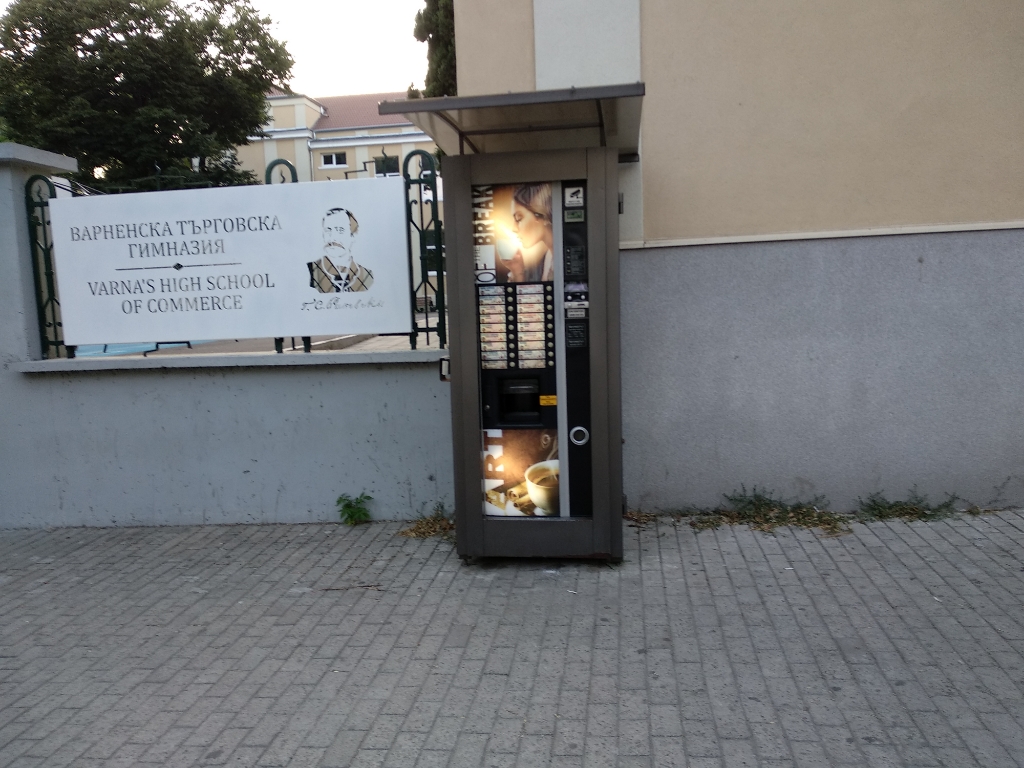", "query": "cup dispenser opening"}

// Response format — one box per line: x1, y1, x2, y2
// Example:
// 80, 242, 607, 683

500, 379, 541, 423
